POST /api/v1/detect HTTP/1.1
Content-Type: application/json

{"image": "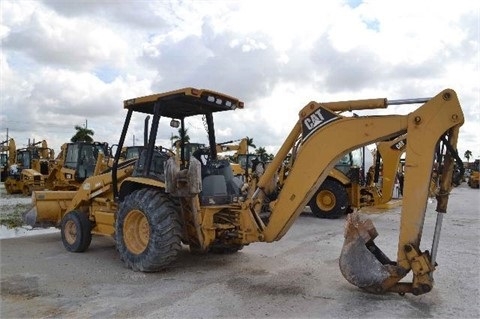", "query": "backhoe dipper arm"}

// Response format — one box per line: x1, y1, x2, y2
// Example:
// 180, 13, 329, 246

251, 89, 463, 295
